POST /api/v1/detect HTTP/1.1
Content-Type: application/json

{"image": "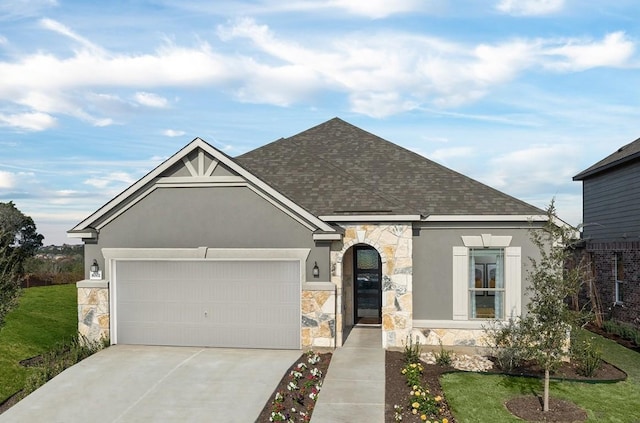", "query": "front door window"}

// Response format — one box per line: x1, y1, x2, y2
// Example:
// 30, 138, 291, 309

354, 246, 382, 324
